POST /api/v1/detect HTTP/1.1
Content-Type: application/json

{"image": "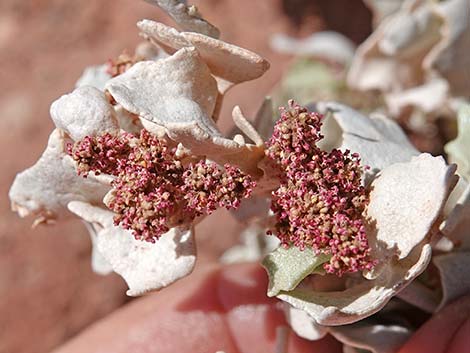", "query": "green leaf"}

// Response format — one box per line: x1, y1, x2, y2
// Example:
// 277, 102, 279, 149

262, 246, 330, 297
445, 104, 470, 179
